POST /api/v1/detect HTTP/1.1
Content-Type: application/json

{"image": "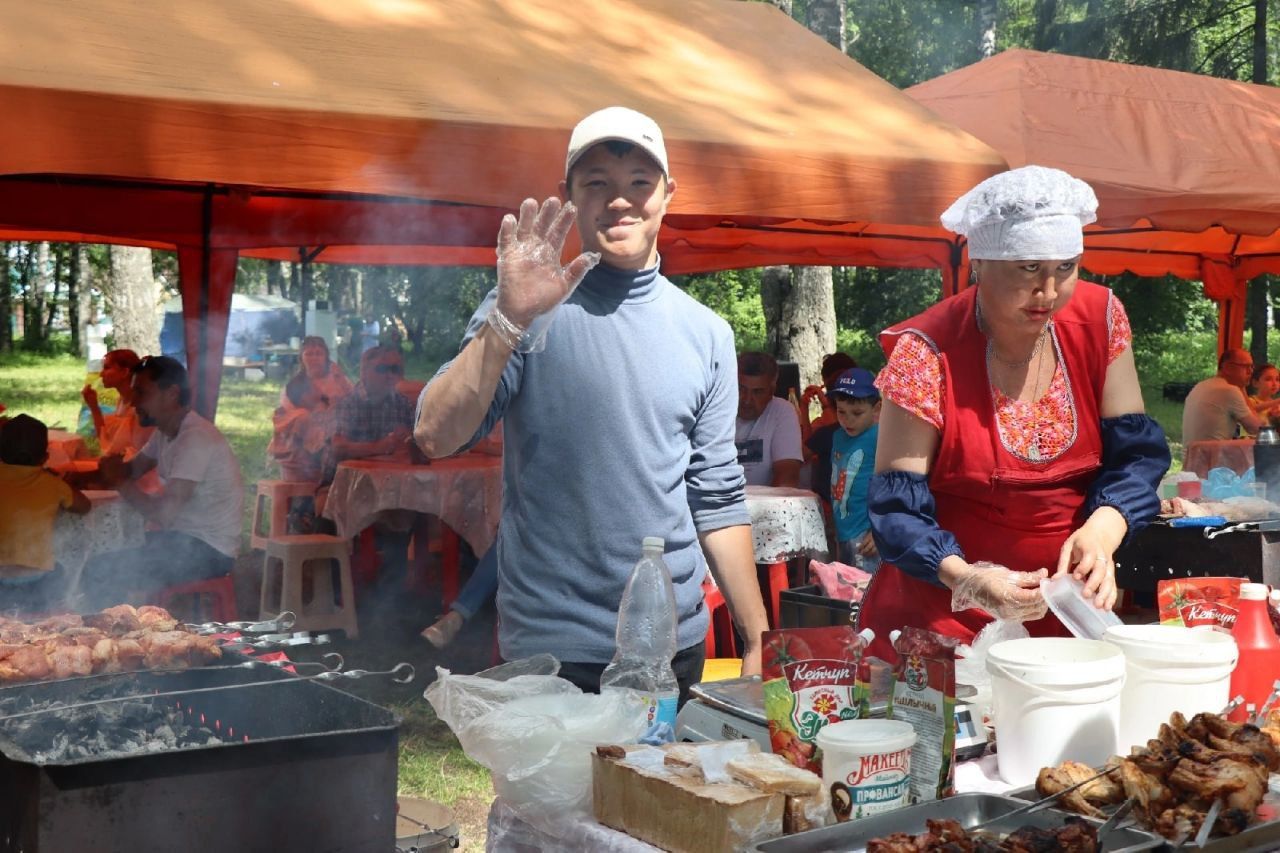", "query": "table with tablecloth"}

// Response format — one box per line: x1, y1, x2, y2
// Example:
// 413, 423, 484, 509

744, 485, 829, 564
322, 454, 503, 556
1183, 438, 1253, 478
54, 490, 146, 610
